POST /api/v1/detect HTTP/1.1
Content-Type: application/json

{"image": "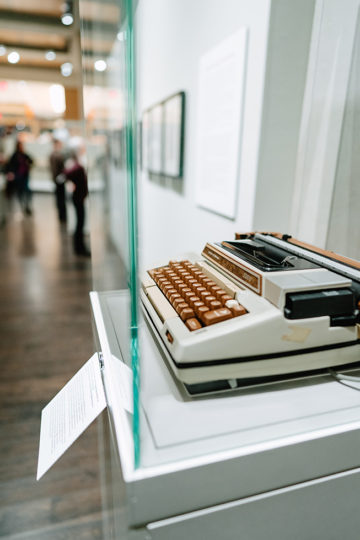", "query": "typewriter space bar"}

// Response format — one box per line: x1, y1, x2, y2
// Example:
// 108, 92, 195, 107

146, 286, 178, 322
